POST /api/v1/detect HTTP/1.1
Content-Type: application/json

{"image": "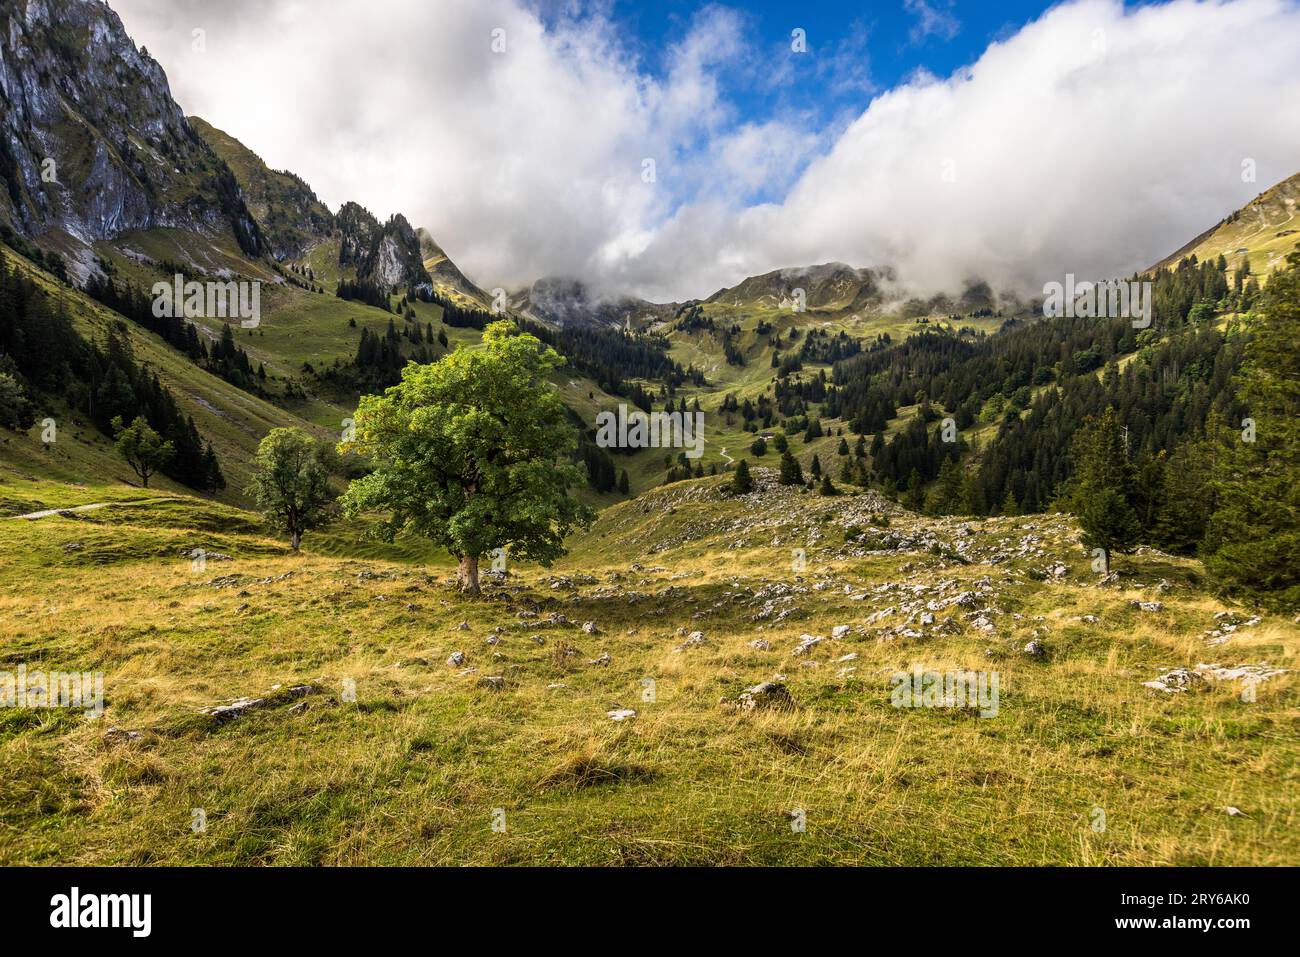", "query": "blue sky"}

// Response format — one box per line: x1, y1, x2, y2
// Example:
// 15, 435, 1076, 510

529, 0, 1076, 206
587, 0, 1053, 90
